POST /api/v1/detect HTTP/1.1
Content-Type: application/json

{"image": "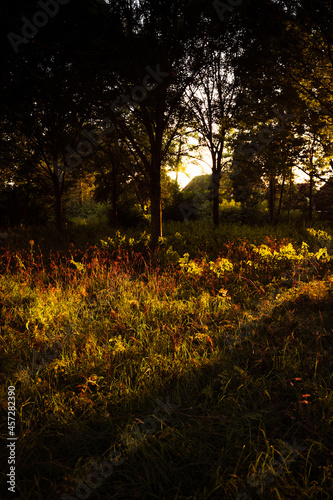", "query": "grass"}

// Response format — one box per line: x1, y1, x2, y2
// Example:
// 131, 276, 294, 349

0, 221, 333, 499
